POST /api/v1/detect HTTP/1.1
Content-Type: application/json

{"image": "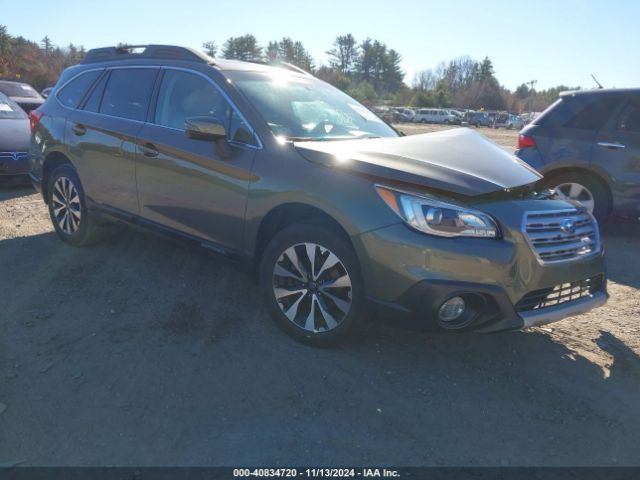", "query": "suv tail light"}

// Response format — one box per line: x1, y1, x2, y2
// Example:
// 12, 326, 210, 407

29, 110, 43, 133
517, 134, 536, 149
